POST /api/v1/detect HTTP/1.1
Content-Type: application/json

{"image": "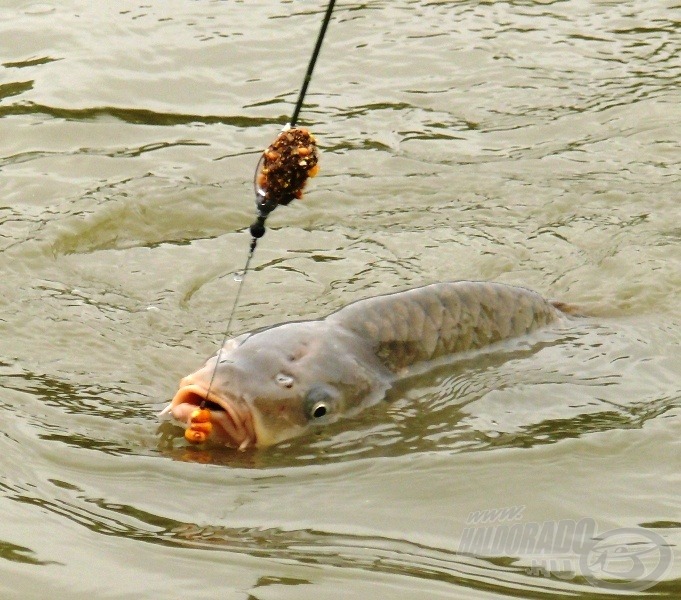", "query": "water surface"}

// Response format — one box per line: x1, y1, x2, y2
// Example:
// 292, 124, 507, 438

1, 1, 679, 598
